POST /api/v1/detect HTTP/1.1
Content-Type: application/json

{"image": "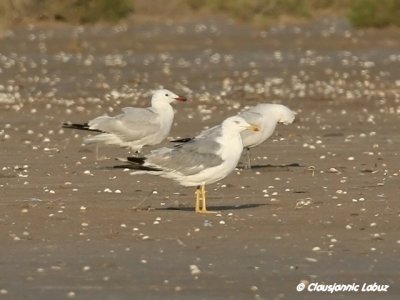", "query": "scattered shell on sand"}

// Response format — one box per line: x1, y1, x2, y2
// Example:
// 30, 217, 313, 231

190, 264, 201, 275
